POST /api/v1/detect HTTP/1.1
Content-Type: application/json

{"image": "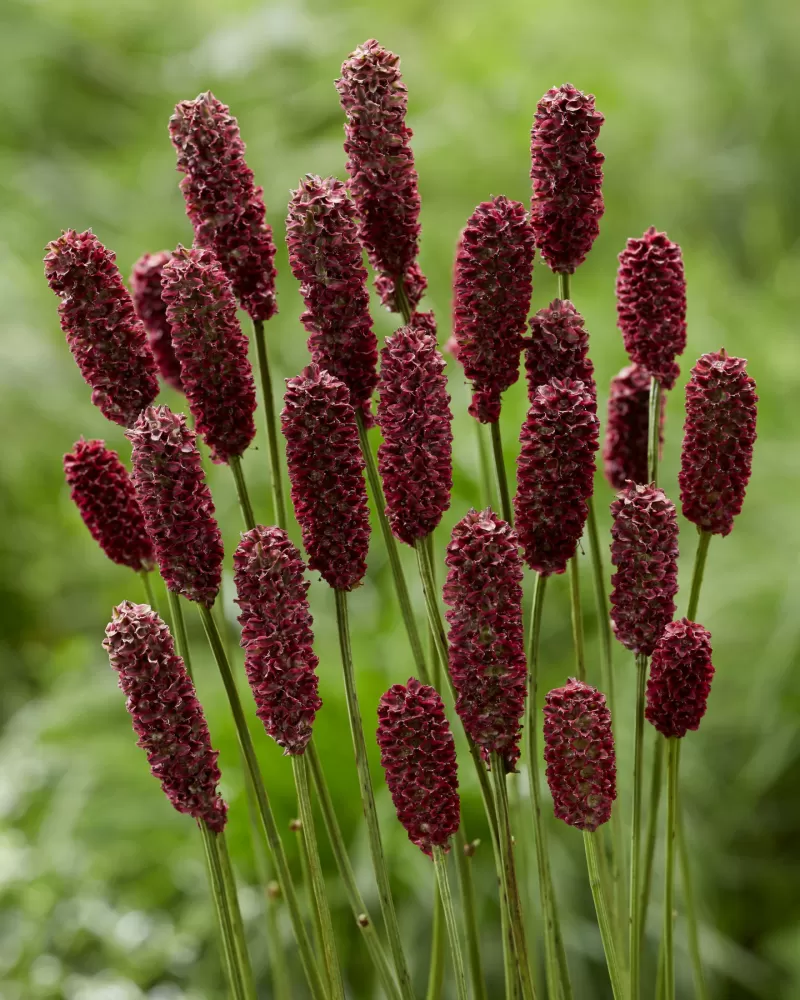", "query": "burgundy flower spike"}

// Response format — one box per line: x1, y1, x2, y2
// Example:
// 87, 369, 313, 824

377, 678, 460, 856
525, 299, 595, 400
44, 230, 159, 427
453, 196, 536, 423
679, 350, 757, 536
603, 363, 664, 490
543, 678, 617, 832
130, 251, 183, 392
104, 602, 227, 831
646, 619, 715, 739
